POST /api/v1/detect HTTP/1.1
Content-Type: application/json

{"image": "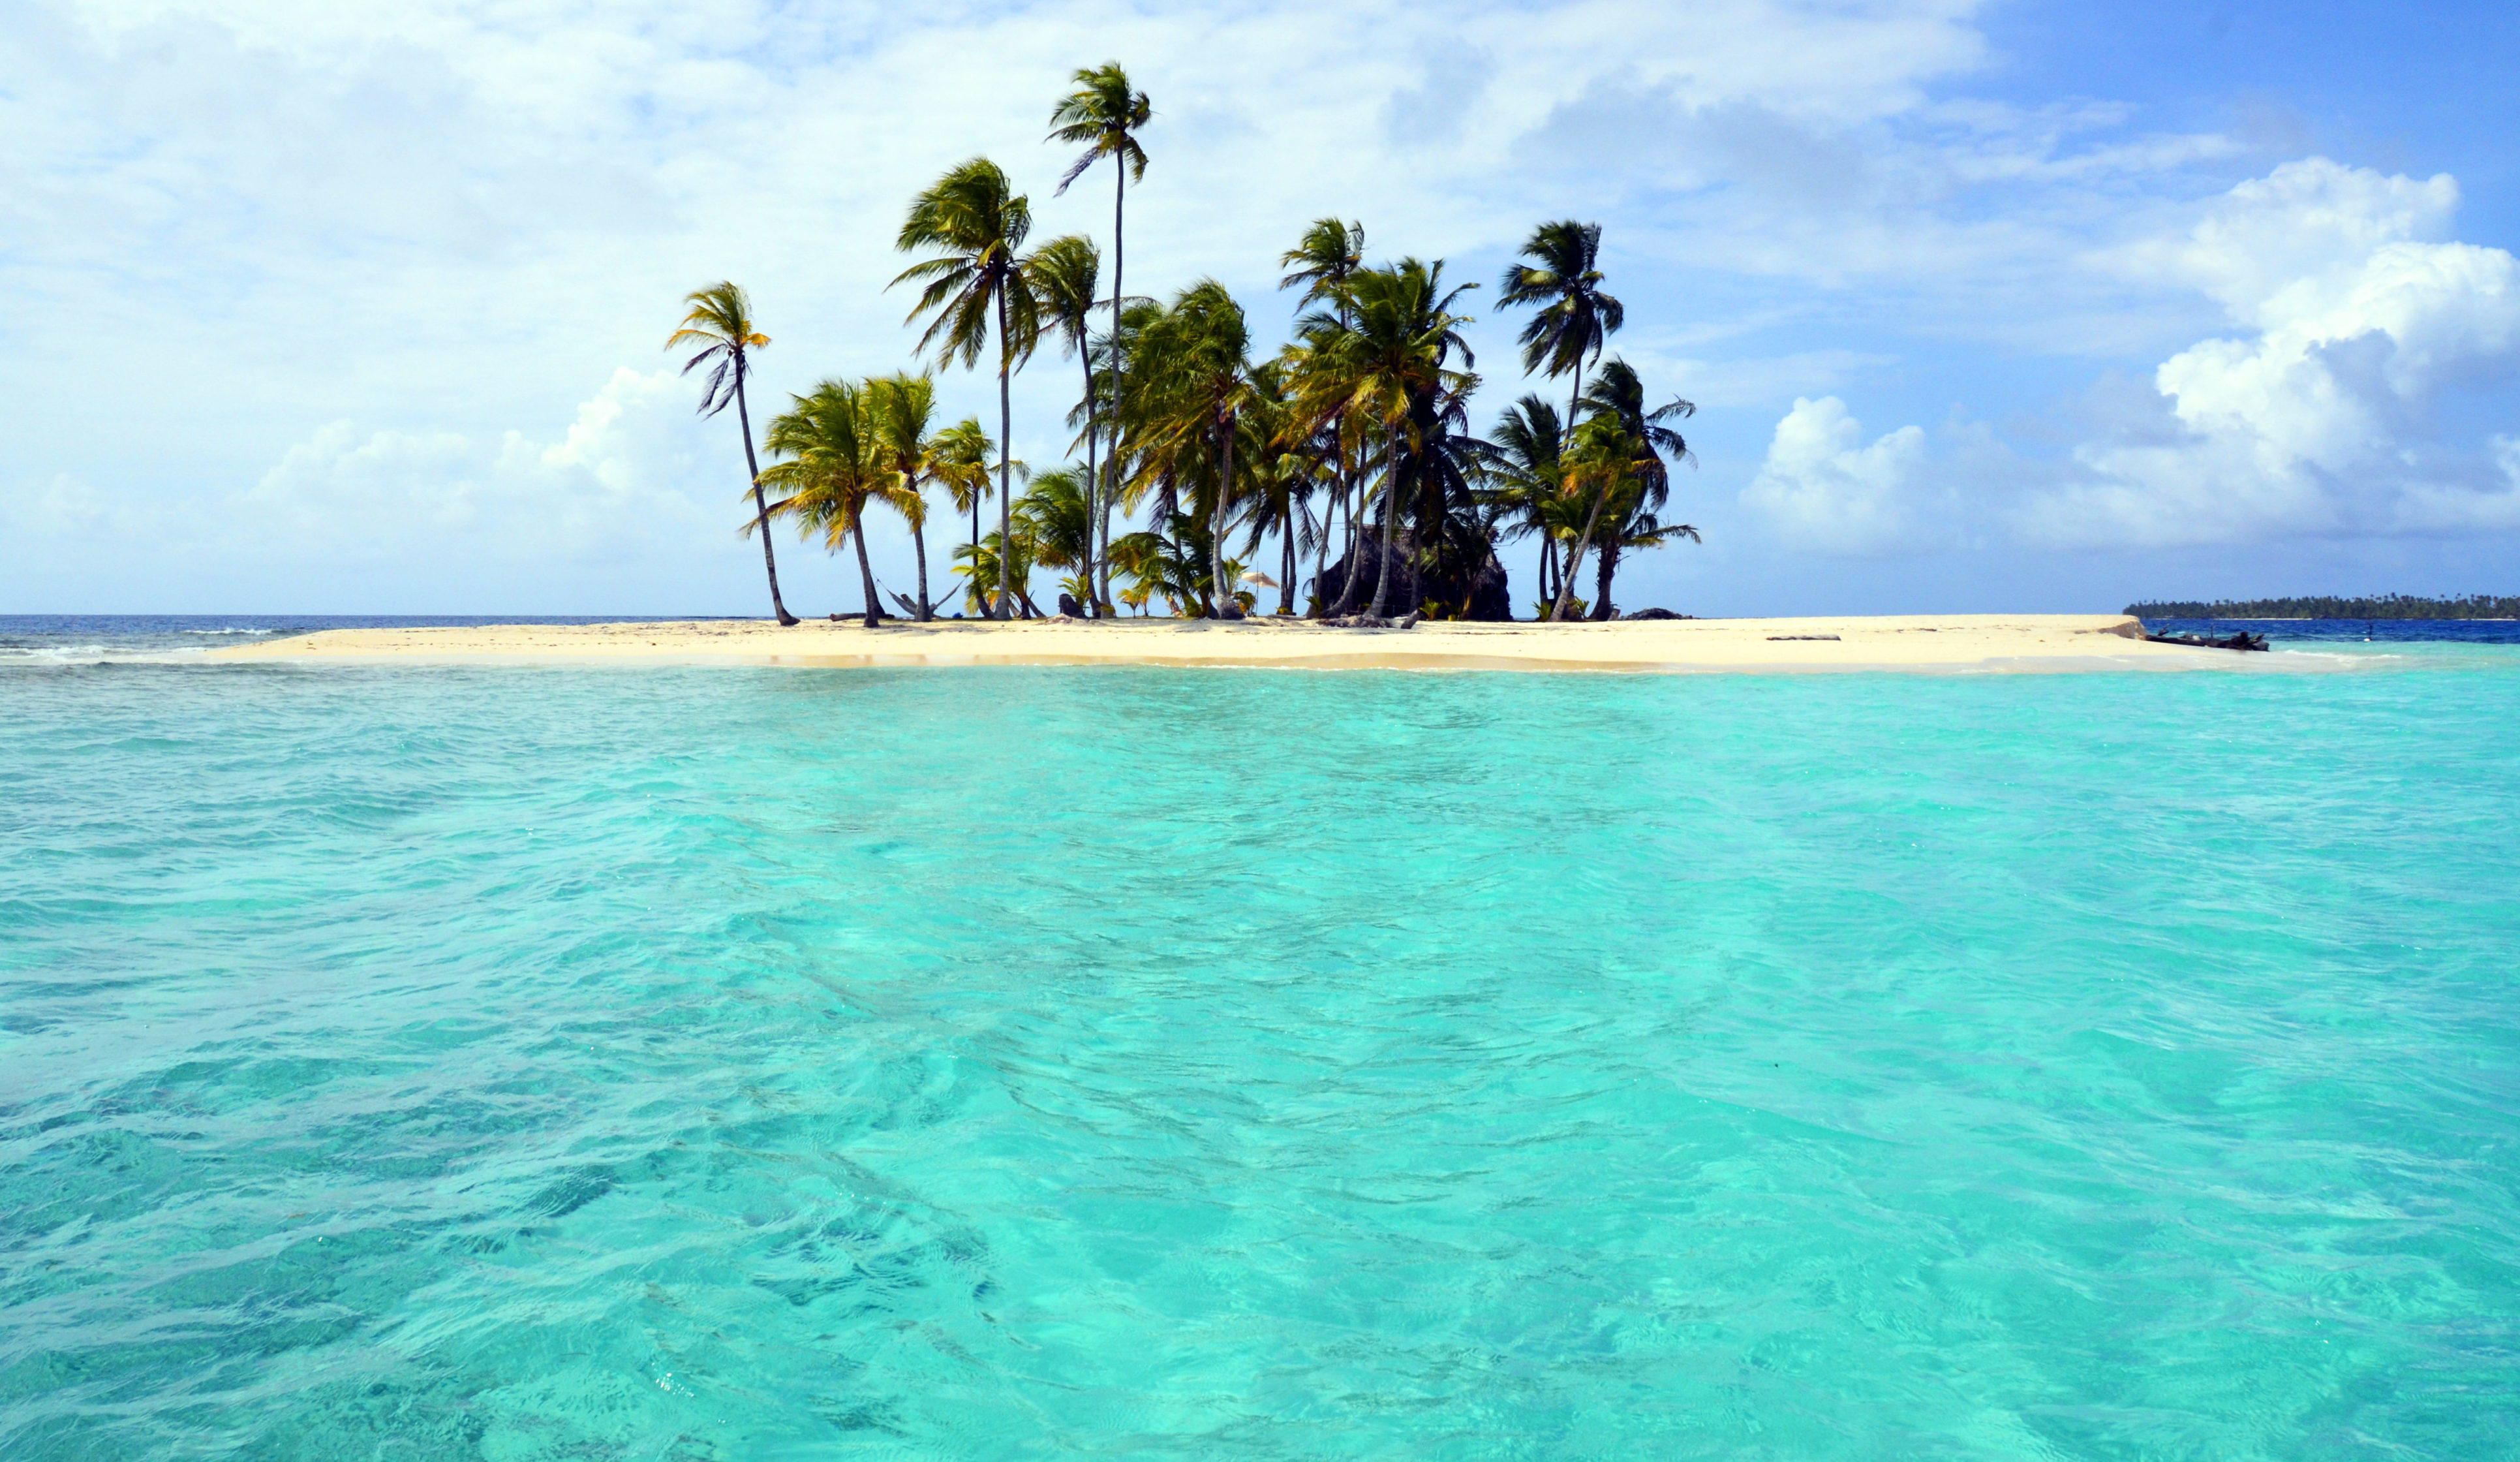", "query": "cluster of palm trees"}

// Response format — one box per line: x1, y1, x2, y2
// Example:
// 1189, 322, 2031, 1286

669, 63, 1699, 627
